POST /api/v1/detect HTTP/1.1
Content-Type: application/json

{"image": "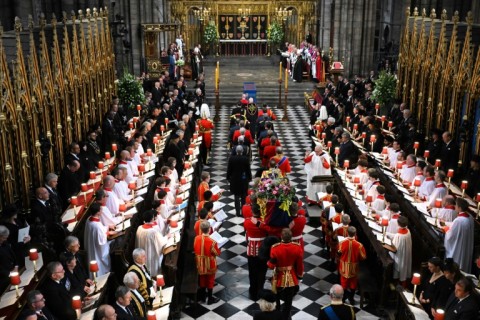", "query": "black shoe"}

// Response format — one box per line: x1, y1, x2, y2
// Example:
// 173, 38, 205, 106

207, 296, 220, 305
348, 298, 356, 305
